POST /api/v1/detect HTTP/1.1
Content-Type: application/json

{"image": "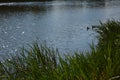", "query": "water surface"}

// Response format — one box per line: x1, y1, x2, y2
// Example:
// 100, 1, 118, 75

0, 0, 120, 57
